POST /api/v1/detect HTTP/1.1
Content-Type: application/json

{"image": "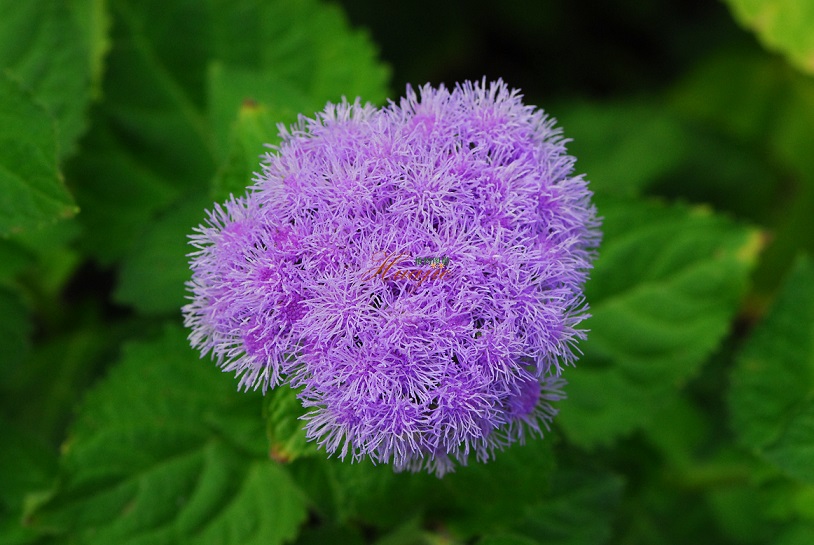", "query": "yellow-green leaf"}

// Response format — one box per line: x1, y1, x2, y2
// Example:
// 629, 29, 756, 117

725, 0, 814, 75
